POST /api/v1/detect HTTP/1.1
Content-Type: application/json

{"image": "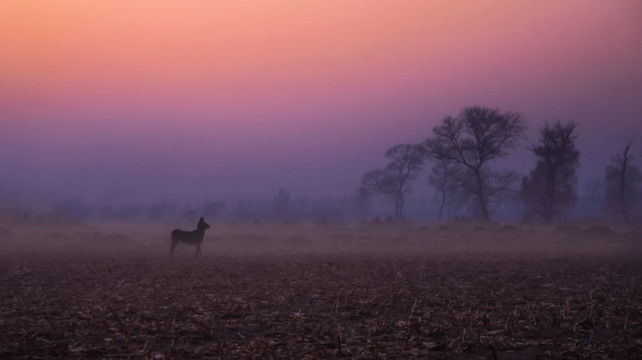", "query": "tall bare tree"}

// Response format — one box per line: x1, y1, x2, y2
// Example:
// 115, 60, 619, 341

361, 144, 425, 218
427, 158, 460, 221
603, 141, 642, 222
423, 106, 526, 221
584, 177, 606, 217
520, 121, 580, 222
